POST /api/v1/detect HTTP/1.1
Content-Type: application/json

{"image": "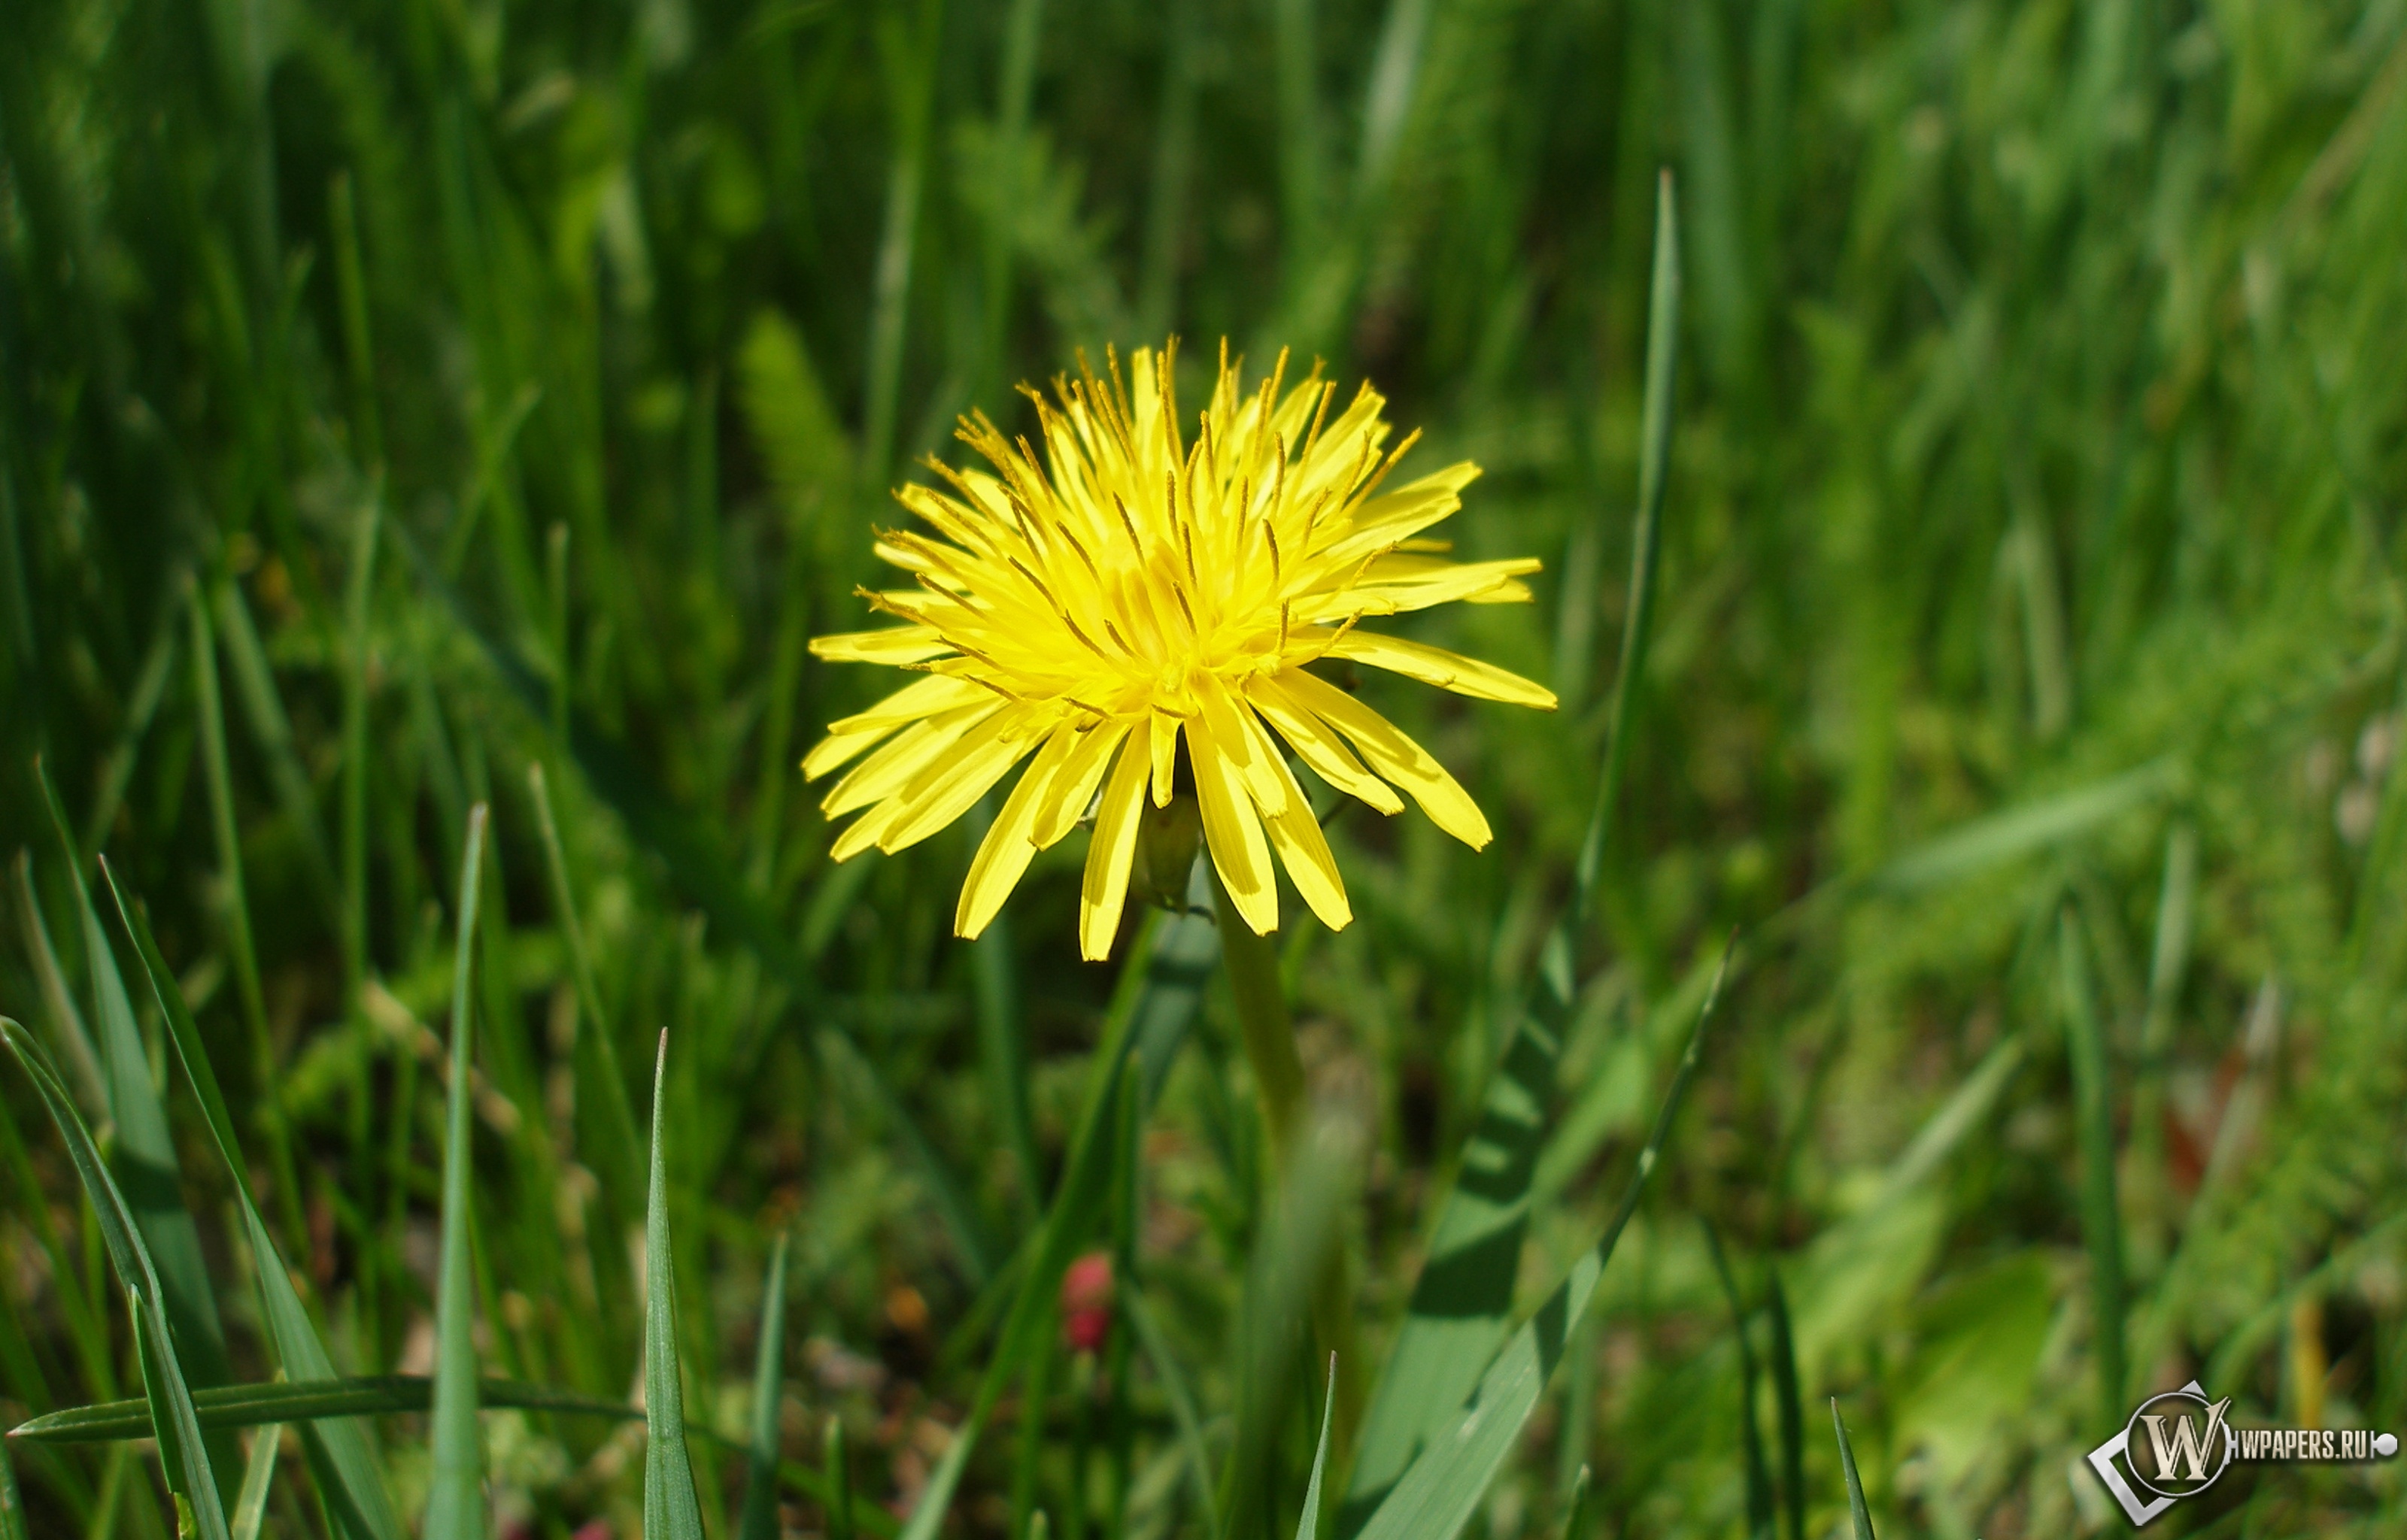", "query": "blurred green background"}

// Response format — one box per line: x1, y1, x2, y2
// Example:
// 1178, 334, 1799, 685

3, 0, 2405, 1534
